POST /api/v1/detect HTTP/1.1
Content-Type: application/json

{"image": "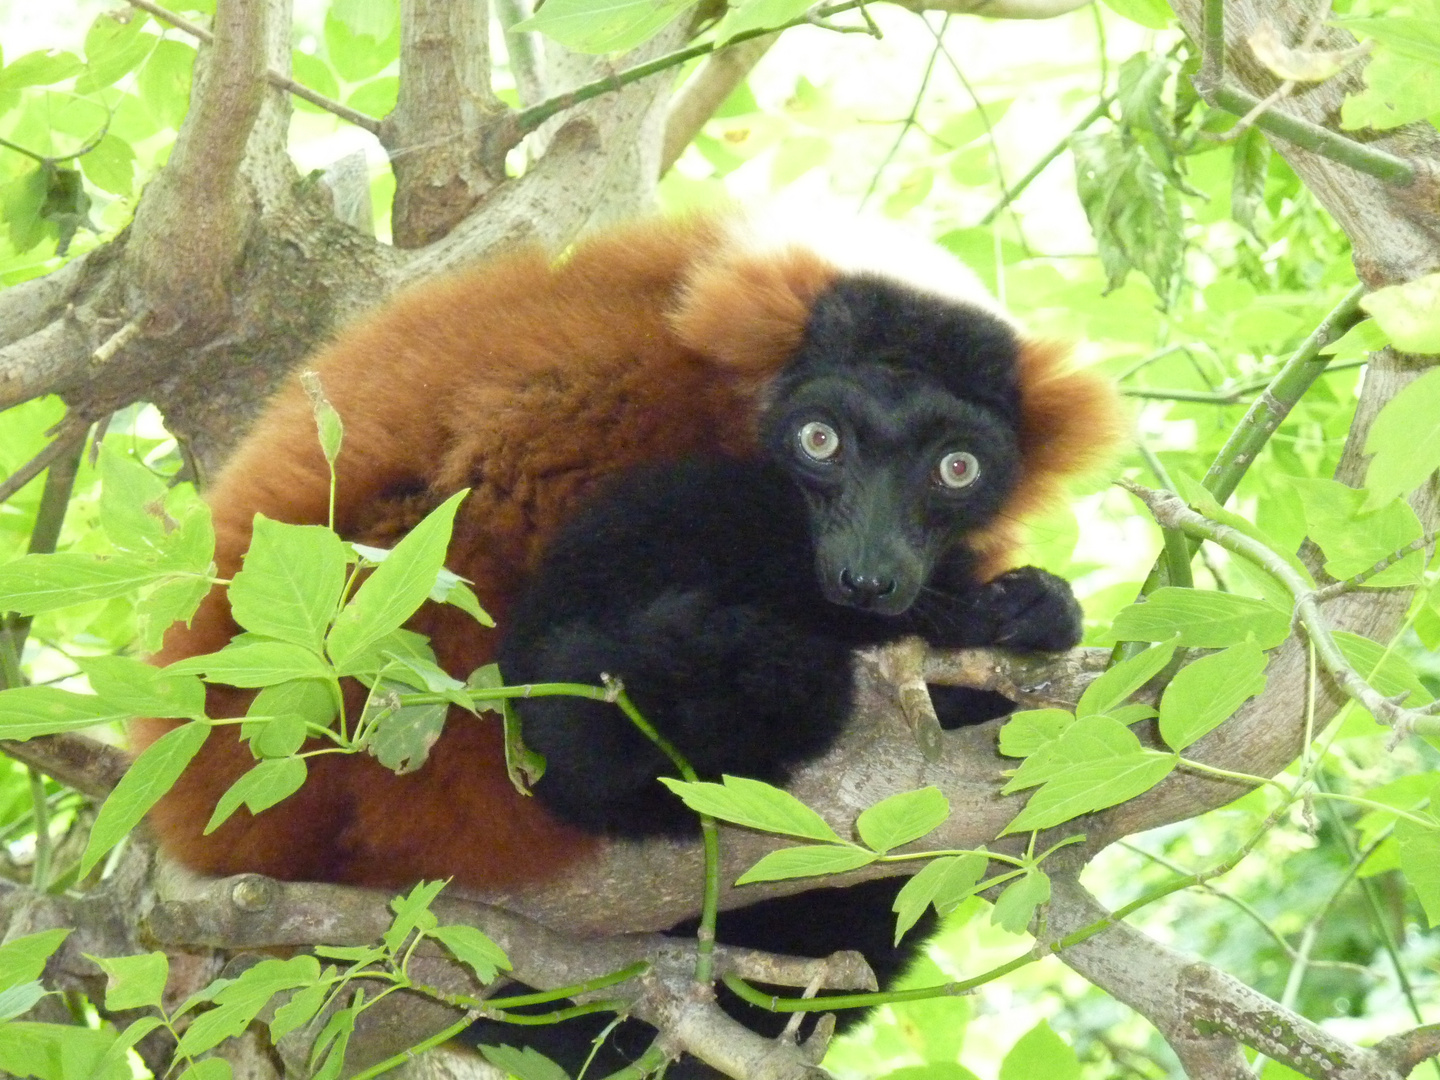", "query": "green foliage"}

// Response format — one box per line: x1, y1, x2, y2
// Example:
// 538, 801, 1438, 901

515, 0, 699, 54
4, 2, 1440, 1076
1360, 364, 1440, 509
